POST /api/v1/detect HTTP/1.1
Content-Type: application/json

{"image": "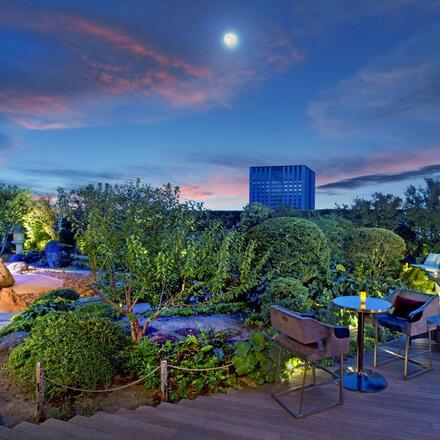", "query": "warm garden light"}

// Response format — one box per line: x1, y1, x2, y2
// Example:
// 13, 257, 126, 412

360, 291, 367, 307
